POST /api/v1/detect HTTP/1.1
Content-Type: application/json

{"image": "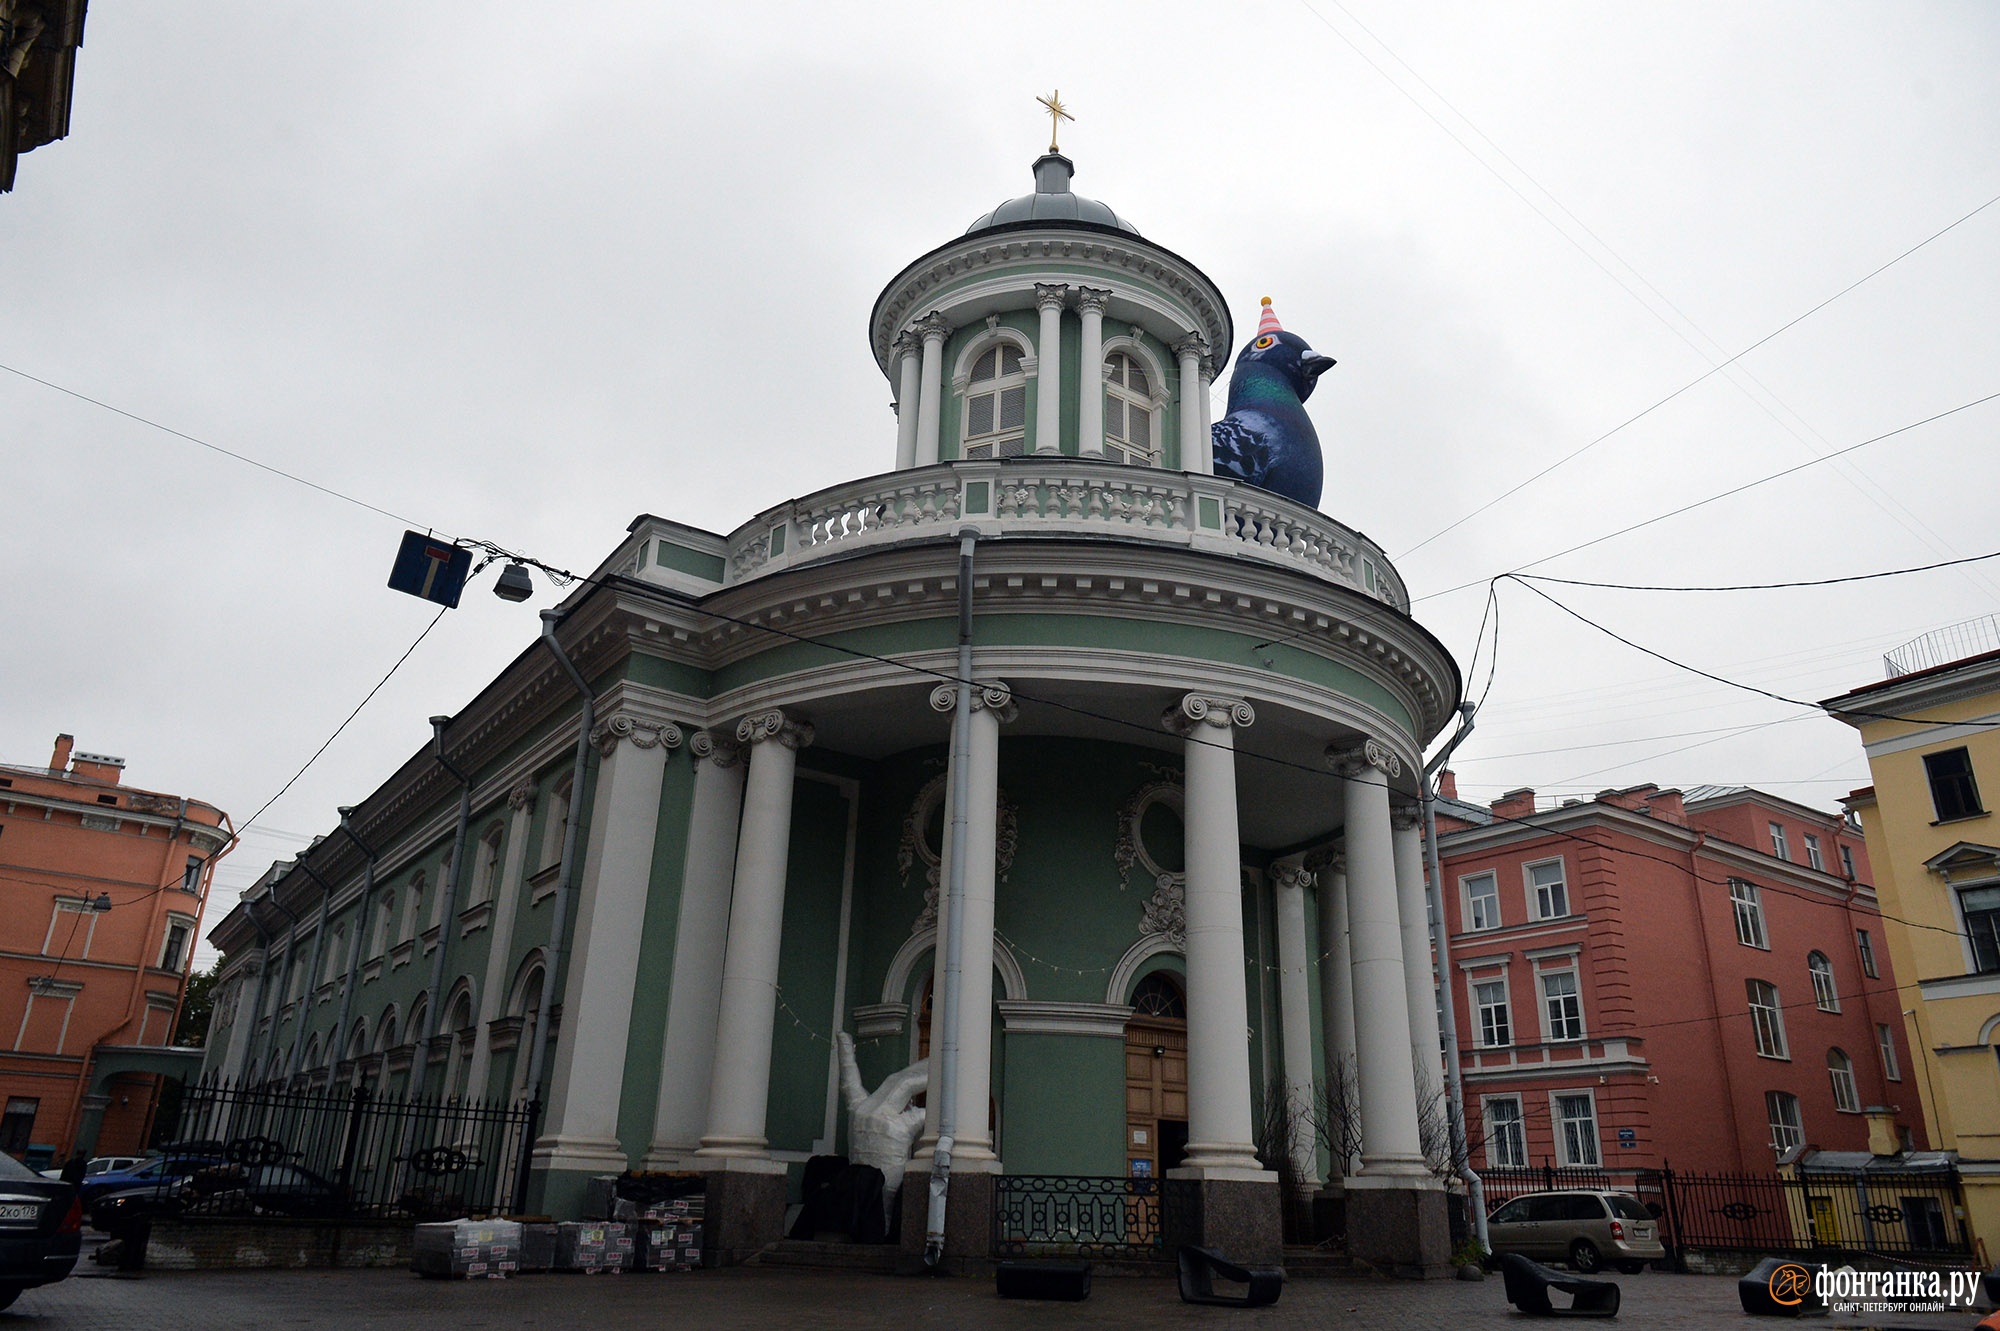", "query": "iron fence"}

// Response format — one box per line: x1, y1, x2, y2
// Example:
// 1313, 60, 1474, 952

993, 1175, 1199, 1260
1476, 1164, 1972, 1263
86, 1077, 538, 1223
